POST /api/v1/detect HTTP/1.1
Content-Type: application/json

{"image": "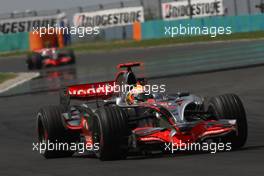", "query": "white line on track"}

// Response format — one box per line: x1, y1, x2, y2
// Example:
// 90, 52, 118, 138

0, 72, 40, 94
